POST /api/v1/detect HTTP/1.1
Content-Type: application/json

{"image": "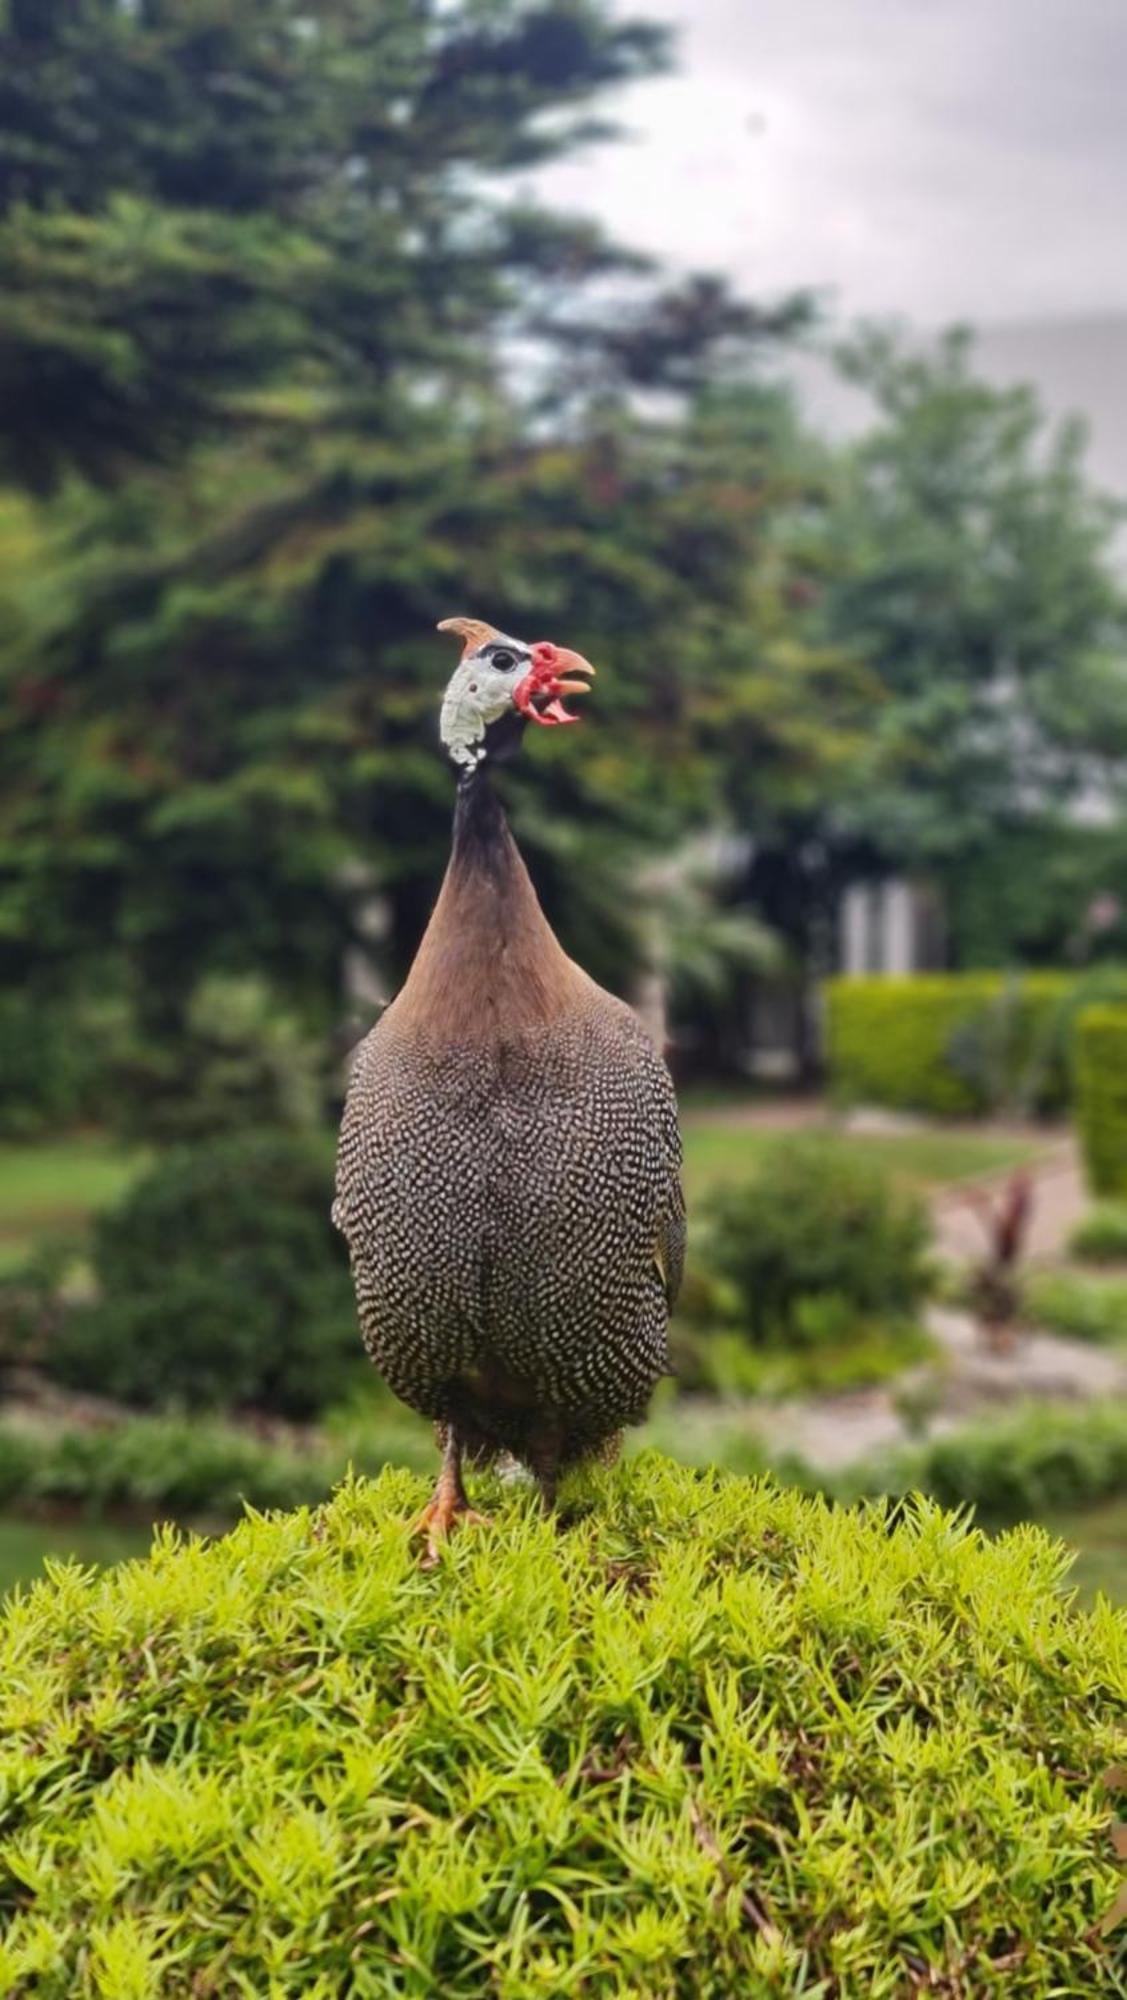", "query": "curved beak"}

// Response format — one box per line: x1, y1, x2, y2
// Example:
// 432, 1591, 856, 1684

552, 650, 597, 699
515, 644, 599, 727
